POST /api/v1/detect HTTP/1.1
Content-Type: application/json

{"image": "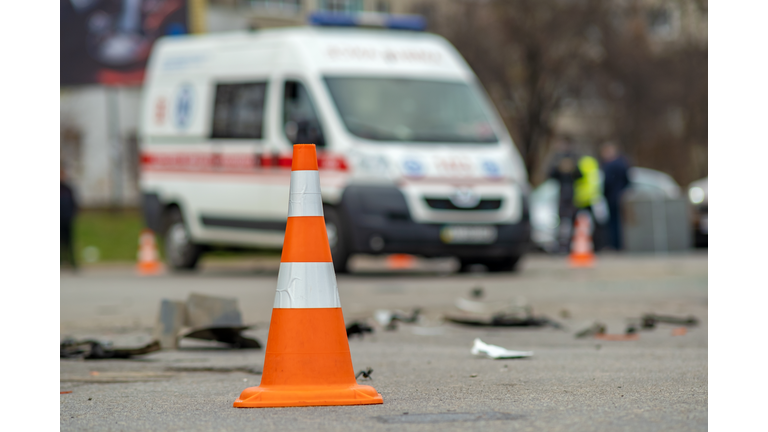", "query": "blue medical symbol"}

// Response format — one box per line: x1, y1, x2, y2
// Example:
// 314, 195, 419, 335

482, 160, 501, 177
403, 159, 423, 176
175, 84, 194, 129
